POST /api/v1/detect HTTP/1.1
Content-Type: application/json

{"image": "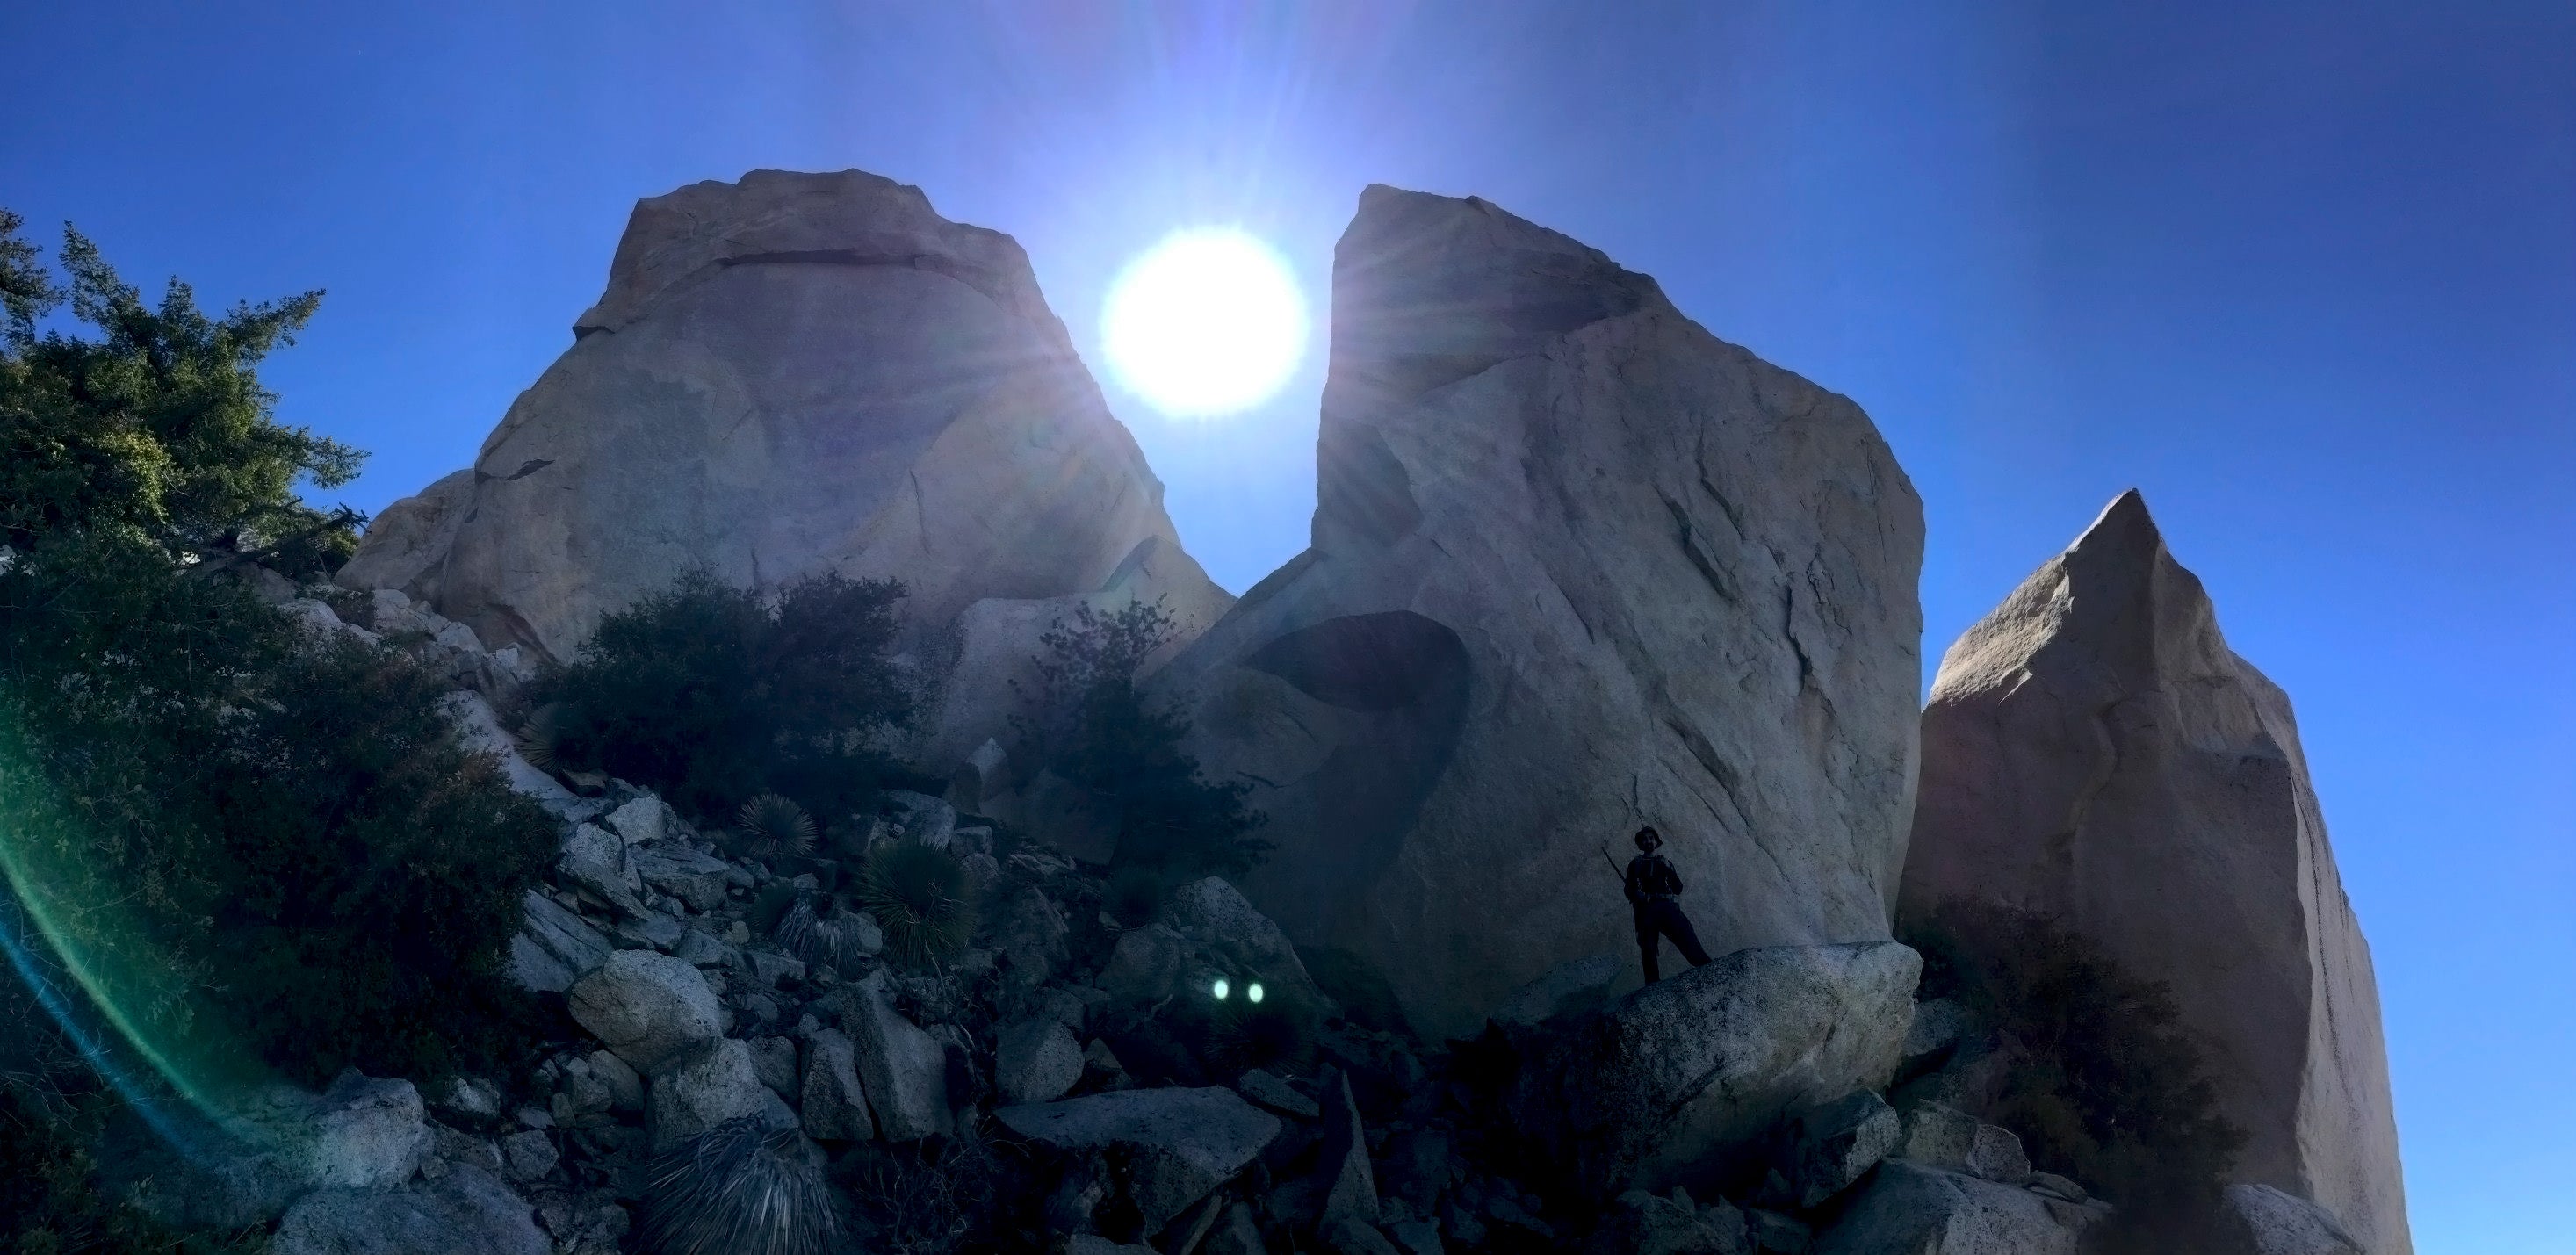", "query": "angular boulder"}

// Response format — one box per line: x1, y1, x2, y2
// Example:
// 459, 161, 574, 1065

1165, 875, 1327, 1011
996, 1017, 1084, 1107
507, 890, 616, 993
1150, 185, 1924, 1038
270, 1161, 549, 1255
836, 970, 952, 1140
2219, 1184, 2365, 1255
646, 1038, 798, 1151
1788, 1091, 1900, 1208
125, 1073, 431, 1230
1811, 1161, 2077, 1255
566, 949, 725, 1073
1900, 491, 2410, 1254
995, 1087, 1282, 1232
798, 1027, 876, 1142
1504, 941, 1918, 1197
1584, 1189, 1750, 1255
336, 169, 1230, 769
